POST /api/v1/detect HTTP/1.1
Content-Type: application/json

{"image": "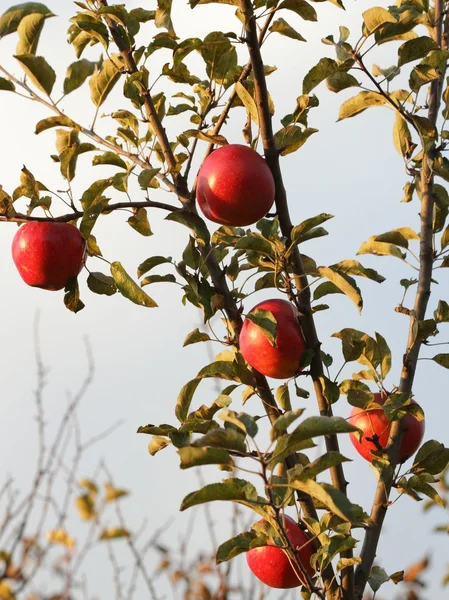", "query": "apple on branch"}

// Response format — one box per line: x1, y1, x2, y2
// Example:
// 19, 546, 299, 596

240, 298, 307, 379
348, 392, 425, 463
246, 515, 315, 589
196, 144, 275, 227
12, 221, 86, 291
